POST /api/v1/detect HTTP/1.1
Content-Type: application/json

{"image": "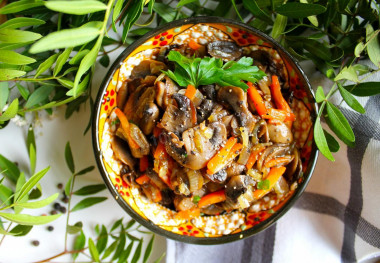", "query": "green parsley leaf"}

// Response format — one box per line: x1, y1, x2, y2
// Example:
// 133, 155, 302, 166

192, 195, 201, 204
257, 179, 270, 190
